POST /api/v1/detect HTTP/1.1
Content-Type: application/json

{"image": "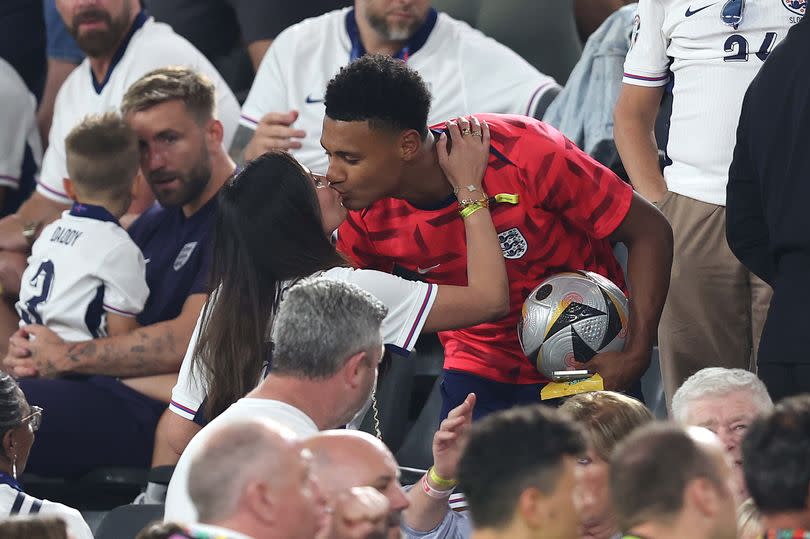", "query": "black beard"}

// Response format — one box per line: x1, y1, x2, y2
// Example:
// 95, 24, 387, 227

69, 8, 131, 58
